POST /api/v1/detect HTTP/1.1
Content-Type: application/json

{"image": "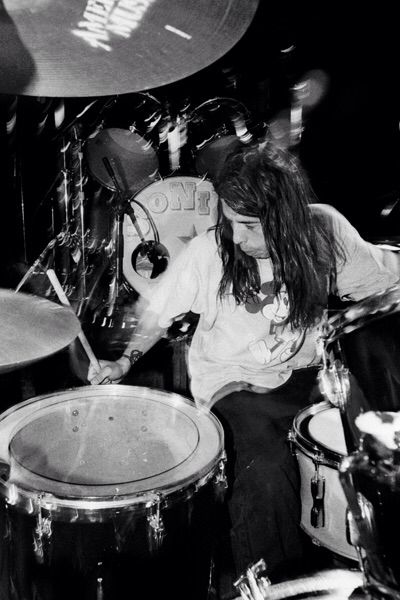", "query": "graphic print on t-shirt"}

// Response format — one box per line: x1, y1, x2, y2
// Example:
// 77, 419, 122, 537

245, 281, 305, 365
